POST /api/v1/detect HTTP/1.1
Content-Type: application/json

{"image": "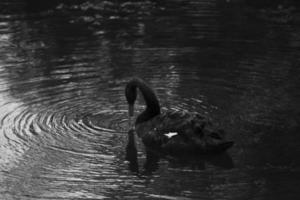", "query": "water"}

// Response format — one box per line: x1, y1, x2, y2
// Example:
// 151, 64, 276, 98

0, 0, 299, 199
